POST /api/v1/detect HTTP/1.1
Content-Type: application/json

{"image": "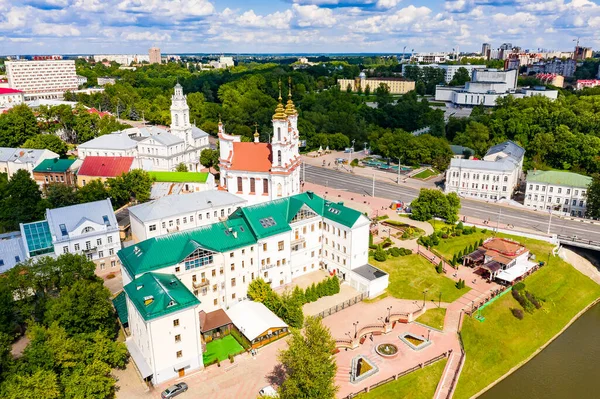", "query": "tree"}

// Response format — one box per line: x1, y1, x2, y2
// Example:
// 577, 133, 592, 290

77, 179, 109, 204
374, 247, 387, 262
436, 261, 444, 274
375, 83, 393, 108
364, 84, 371, 97
200, 148, 219, 173
44, 184, 79, 209
0, 104, 40, 147
1, 369, 61, 399
279, 316, 337, 399
410, 189, 461, 223
247, 279, 274, 303
453, 121, 490, 156
175, 163, 188, 172
449, 67, 471, 86
586, 174, 600, 219
22, 135, 68, 157
0, 169, 44, 231
44, 280, 117, 336
107, 169, 153, 207
0, 283, 16, 336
